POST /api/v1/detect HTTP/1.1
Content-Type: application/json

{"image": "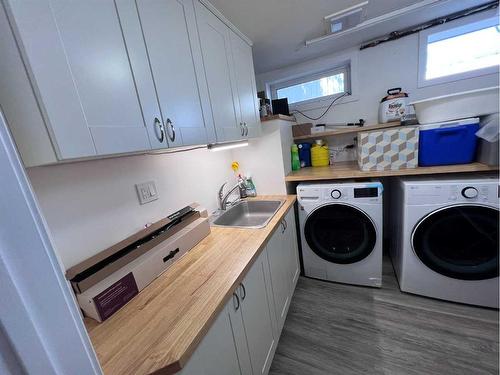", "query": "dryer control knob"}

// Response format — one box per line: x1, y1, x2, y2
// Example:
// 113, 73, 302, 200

331, 189, 341, 199
462, 187, 478, 199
